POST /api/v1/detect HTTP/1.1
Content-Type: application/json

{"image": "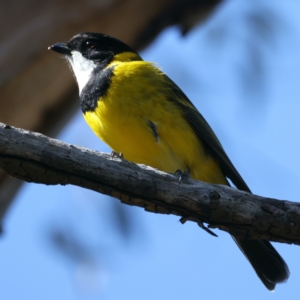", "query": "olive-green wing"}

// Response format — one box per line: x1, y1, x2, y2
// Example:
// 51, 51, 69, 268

165, 77, 251, 193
